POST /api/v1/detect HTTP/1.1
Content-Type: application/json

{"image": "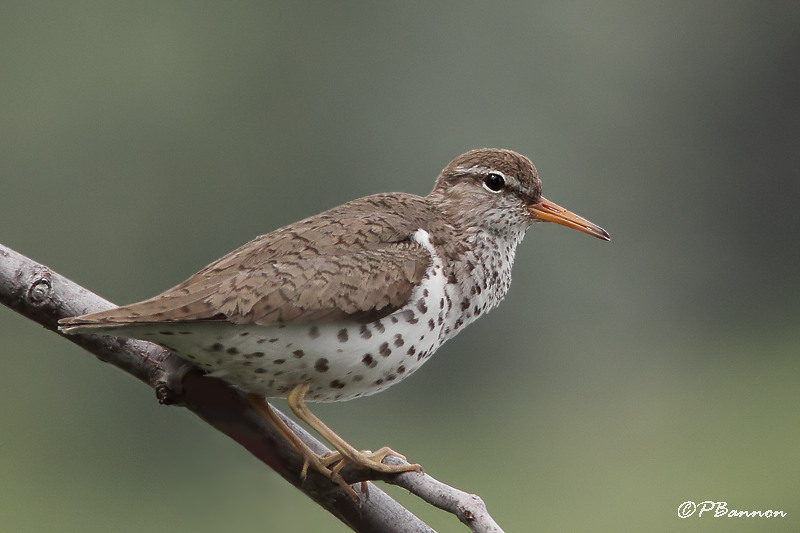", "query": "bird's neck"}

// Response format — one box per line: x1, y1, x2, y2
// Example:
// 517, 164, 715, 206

437, 225, 527, 343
